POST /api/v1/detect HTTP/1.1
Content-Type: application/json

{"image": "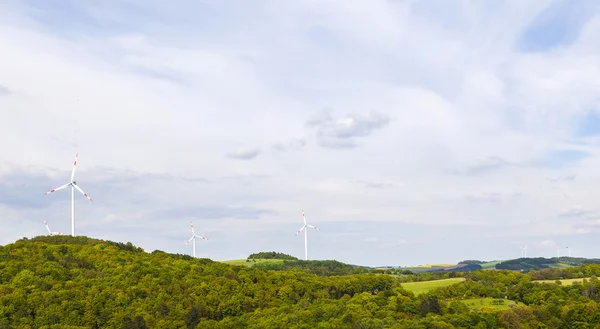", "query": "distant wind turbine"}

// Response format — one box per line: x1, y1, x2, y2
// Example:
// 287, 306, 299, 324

557, 247, 561, 258
295, 210, 320, 260
184, 221, 208, 258
521, 244, 527, 258
44, 153, 93, 236
44, 219, 63, 236
566, 246, 571, 257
